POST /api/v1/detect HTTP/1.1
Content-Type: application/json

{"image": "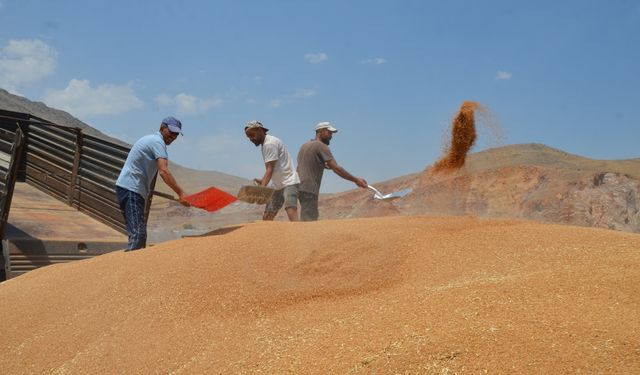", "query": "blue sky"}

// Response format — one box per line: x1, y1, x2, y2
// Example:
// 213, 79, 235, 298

1, 0, 639, 193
